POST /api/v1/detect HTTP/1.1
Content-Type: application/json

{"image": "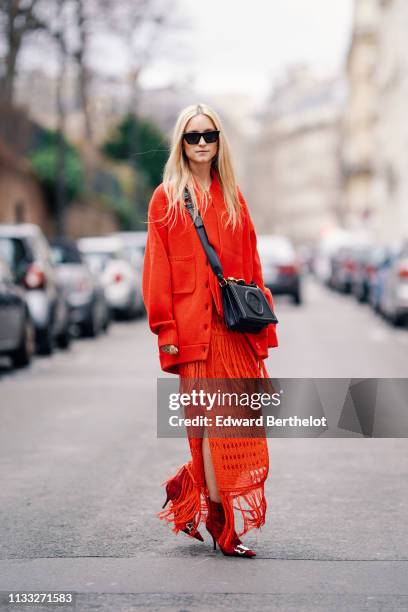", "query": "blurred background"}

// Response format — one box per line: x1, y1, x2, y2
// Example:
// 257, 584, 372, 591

2, 5, 408, 601
0, 0, 408, 375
